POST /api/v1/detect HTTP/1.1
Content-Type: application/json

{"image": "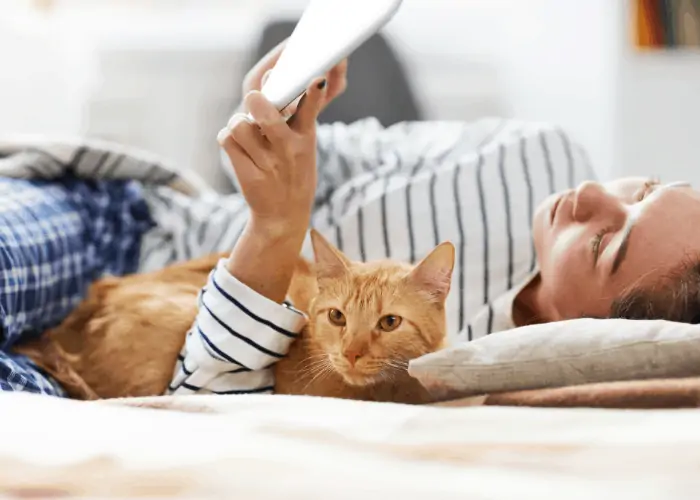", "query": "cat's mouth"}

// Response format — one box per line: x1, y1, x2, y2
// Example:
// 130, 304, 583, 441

330, 357, 407, 387
337, 369, 379, 387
